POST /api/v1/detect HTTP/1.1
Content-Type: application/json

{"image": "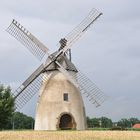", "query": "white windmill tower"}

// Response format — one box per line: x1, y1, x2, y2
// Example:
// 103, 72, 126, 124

6, 8, 107, 130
